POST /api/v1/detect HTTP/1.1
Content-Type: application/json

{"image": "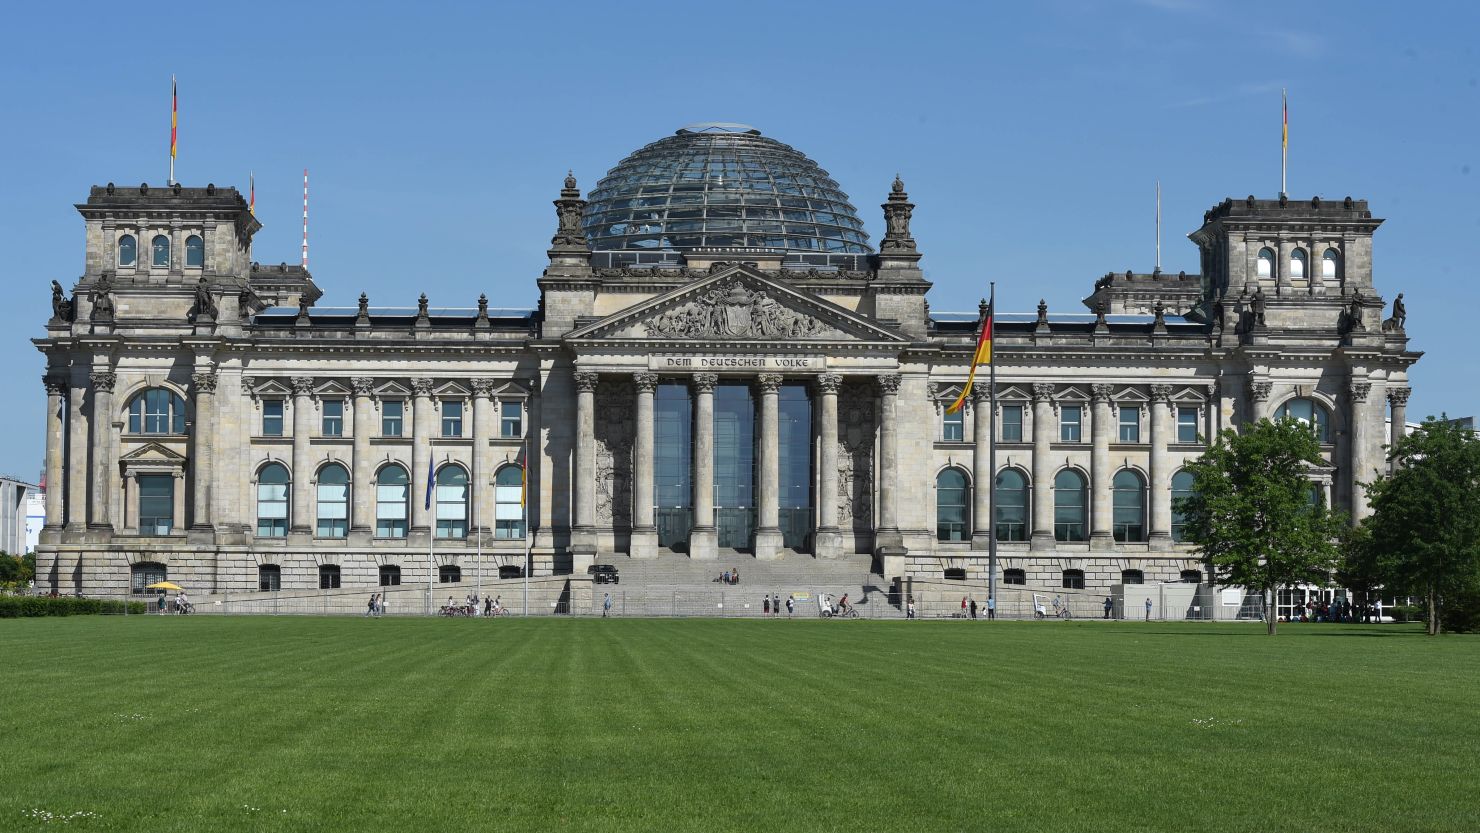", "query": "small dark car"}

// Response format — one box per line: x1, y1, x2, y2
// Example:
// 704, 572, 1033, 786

588, 564, 620, 585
